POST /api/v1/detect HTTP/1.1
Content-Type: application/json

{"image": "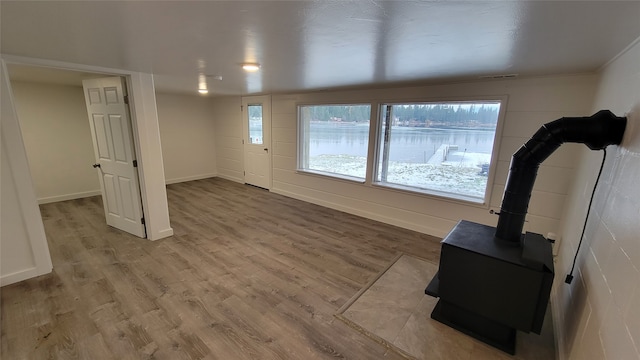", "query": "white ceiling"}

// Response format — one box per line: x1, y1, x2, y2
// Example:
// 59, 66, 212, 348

2, 1, 640, 96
